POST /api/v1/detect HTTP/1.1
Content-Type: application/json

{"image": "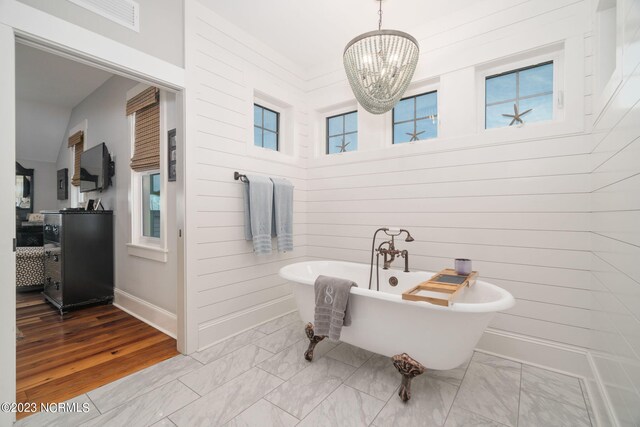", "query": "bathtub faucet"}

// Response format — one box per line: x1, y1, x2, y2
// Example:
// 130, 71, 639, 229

401, 249, 409, 273
379, 239, 400, 270
369, 228, 415, 290
379, 240, 410, 273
